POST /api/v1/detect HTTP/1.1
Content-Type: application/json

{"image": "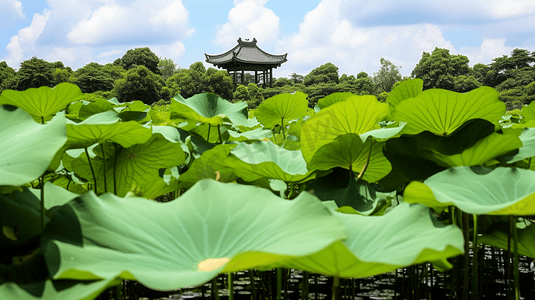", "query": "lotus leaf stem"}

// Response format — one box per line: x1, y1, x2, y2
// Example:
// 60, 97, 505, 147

40, 177, 45, 231
276, 268, 282, 300
218, 124, 222, 144
333, 276, 341, 300
84, 147, 97, 193
212, 277, 220, 300
113, 143, 118, 195
513, 216, 520, 300
462, 212, 469, 300
472, 214, 479, 299
101, 144, 108, 193
228, 272, 234, 300
357, 139, 373, 179
280, 117, 286, 141
249, 269, 256, 300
